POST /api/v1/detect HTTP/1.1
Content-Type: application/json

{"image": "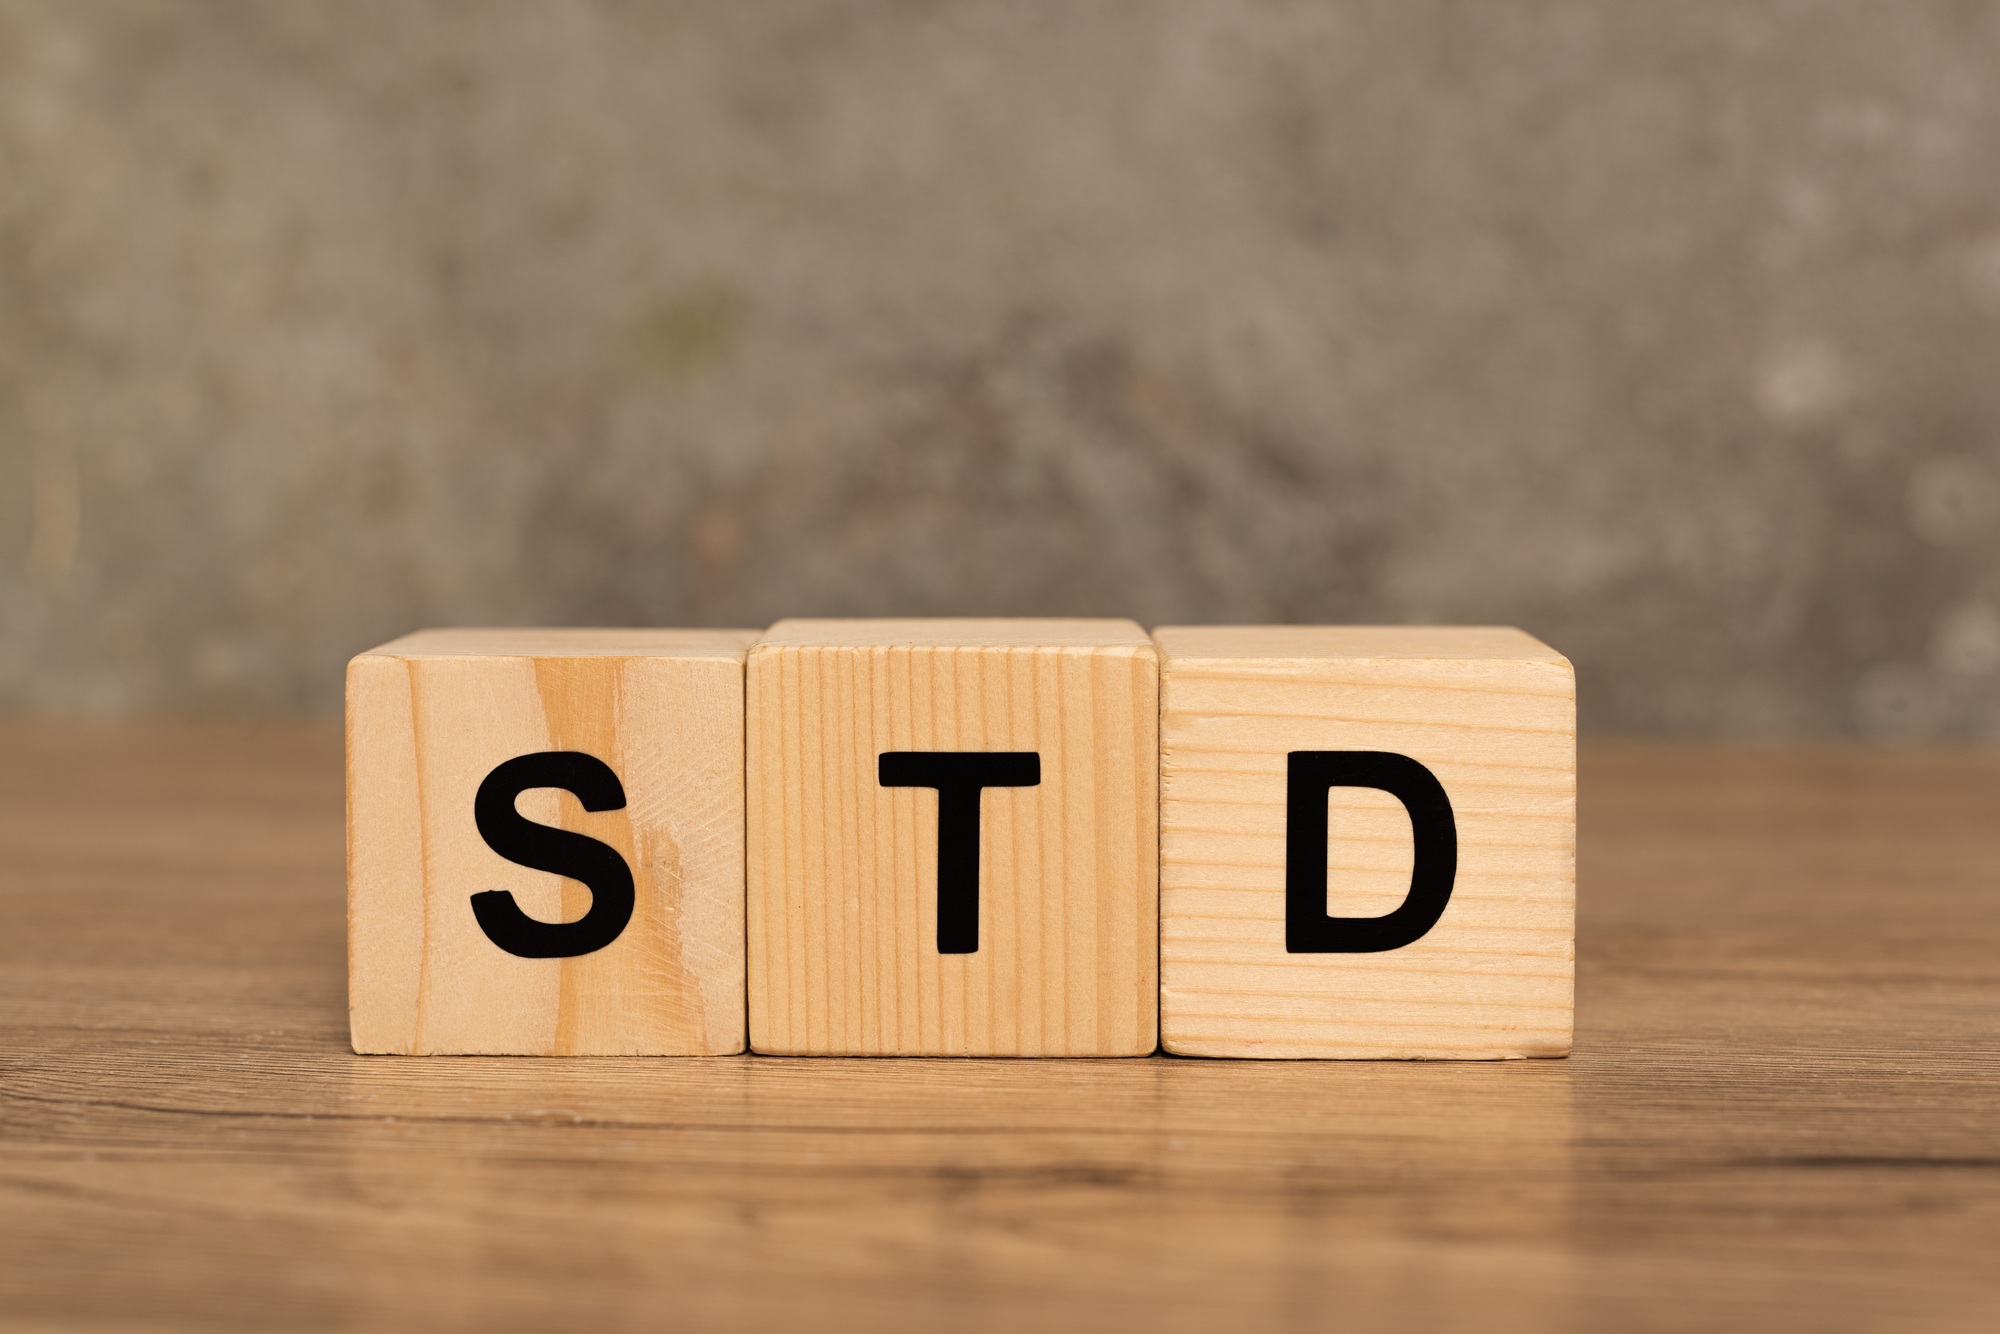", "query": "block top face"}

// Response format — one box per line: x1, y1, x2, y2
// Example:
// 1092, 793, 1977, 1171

1152, 625, 1567, 664
759, 618, 1154, 651
357, 628, 761, 661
